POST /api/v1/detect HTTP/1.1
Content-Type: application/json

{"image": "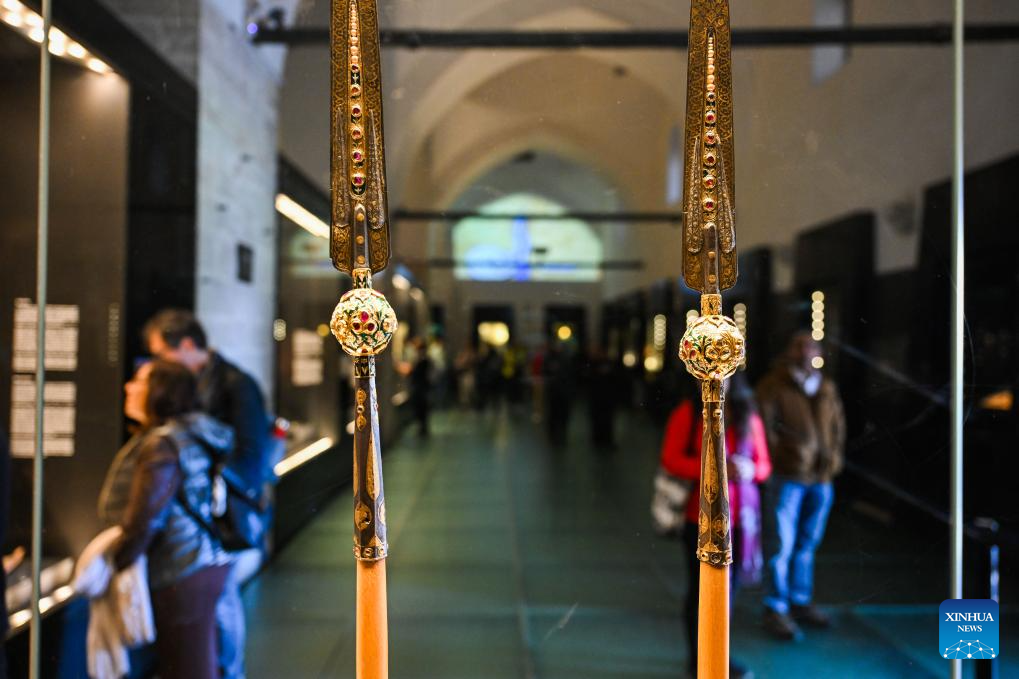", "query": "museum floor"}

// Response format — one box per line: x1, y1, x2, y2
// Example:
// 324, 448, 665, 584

241, 409, 1016, 679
